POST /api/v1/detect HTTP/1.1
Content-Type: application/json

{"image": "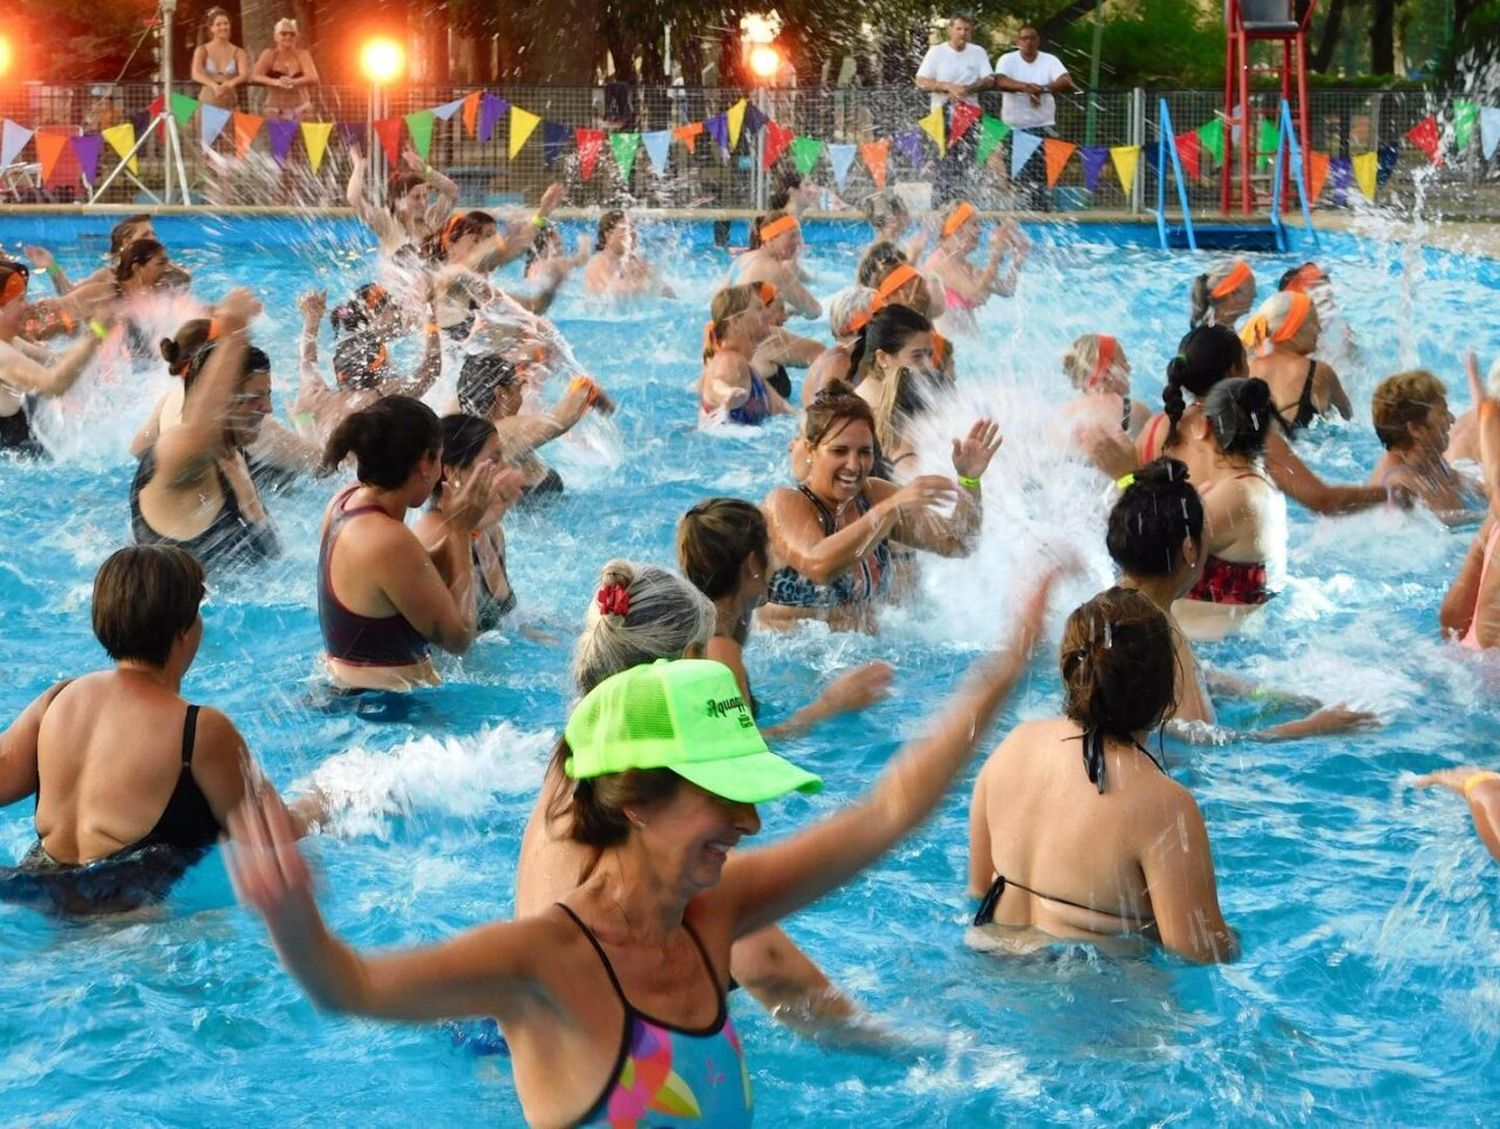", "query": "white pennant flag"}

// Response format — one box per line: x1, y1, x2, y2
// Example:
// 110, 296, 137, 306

1011, 130, 1043, 177
641, 129, 672, 175
201, 104, 232, 148
827, 143, 857, 192
433, 97, 467, 122
1, 119, 35, 168
1481, 107, 1500, 161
